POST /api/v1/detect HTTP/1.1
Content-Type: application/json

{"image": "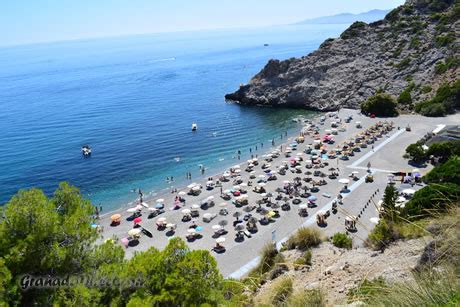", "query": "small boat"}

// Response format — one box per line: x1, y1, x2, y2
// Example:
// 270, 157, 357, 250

264, 43, 269, 47
81, 145, 91, 156
192, 123, 198, 131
